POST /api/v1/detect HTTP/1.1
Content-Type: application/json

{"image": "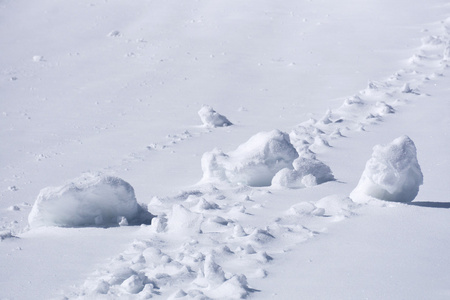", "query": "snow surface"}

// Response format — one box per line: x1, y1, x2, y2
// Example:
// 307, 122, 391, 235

1, 0, 450, 299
